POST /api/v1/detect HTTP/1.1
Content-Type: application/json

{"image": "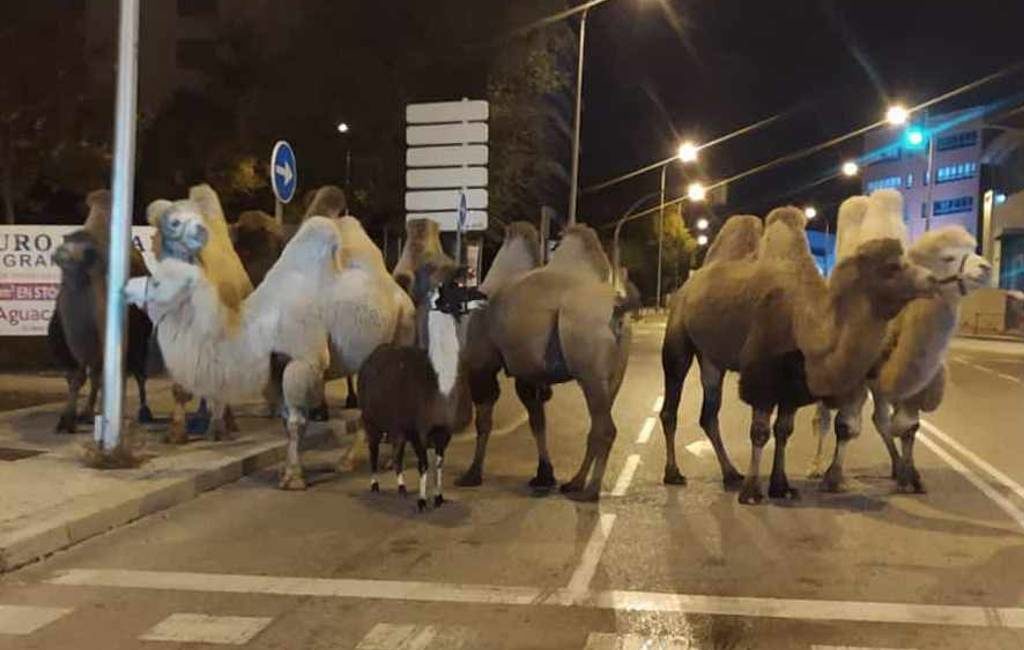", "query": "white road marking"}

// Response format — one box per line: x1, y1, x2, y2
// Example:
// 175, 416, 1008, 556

684, 439, 715, 457
920, 420, 1024, 505
611, 455, 641, 496
997, 372, 1021, 383
970, 363, 997, 375
636, 417, 657, 444
46, 569, 1024, 629
917, 434, 1024, 533
565, 513, 618, 603
139, 613, 272, 645
584, 632, 692, 649
812, 646, 916, 650
652, 396, 664, 413
0, 605, 72, 635
355, 623, 475, 650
